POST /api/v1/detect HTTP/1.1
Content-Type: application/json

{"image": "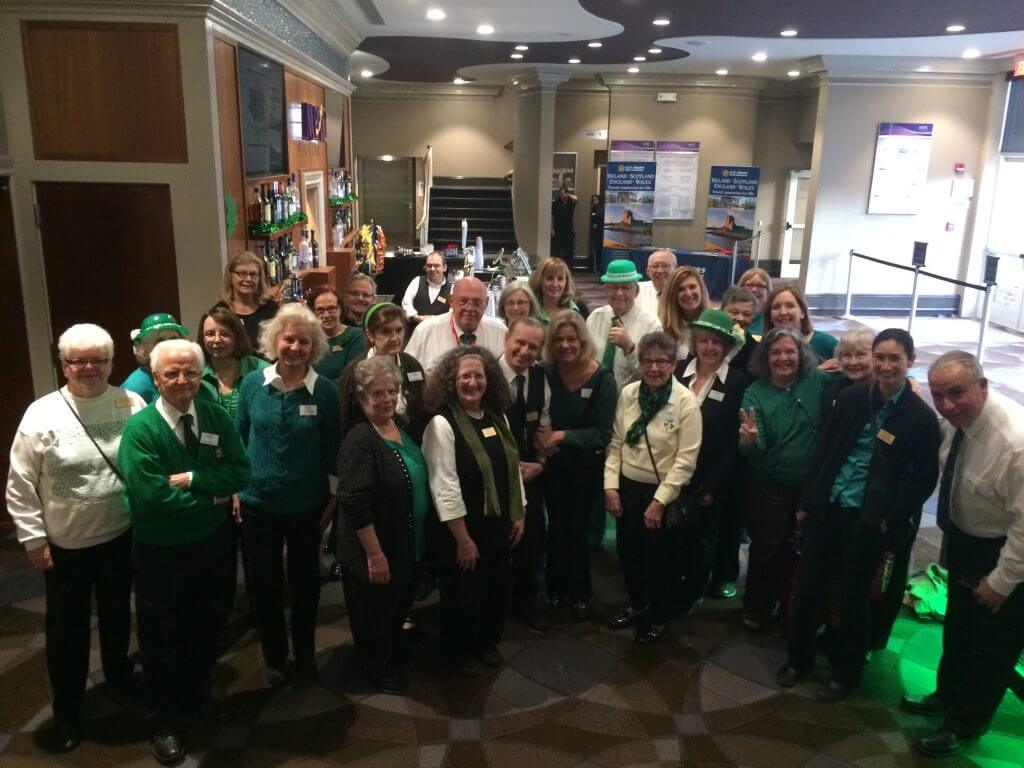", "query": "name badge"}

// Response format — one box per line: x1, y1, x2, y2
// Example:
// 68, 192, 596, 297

300, 404, 318, 417
407, 371, 424, 382
581, 388, 593, 399
331, 344, 344, 352
481, 426, 497, 438
526, 411, 540, 422
114, 396, 134, 408
200, 432, 219, 446
437, 296, 447, 304
877, 428, 895, 445
708, 390, 725, 402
